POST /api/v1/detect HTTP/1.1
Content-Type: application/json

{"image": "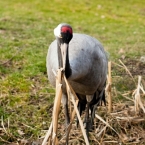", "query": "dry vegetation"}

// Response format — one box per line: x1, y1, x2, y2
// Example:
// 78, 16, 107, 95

41, 60, 145, 145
